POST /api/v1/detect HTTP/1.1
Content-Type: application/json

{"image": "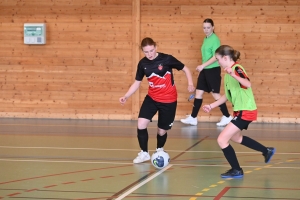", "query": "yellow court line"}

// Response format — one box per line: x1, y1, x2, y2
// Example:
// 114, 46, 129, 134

188, 159, 295, 200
